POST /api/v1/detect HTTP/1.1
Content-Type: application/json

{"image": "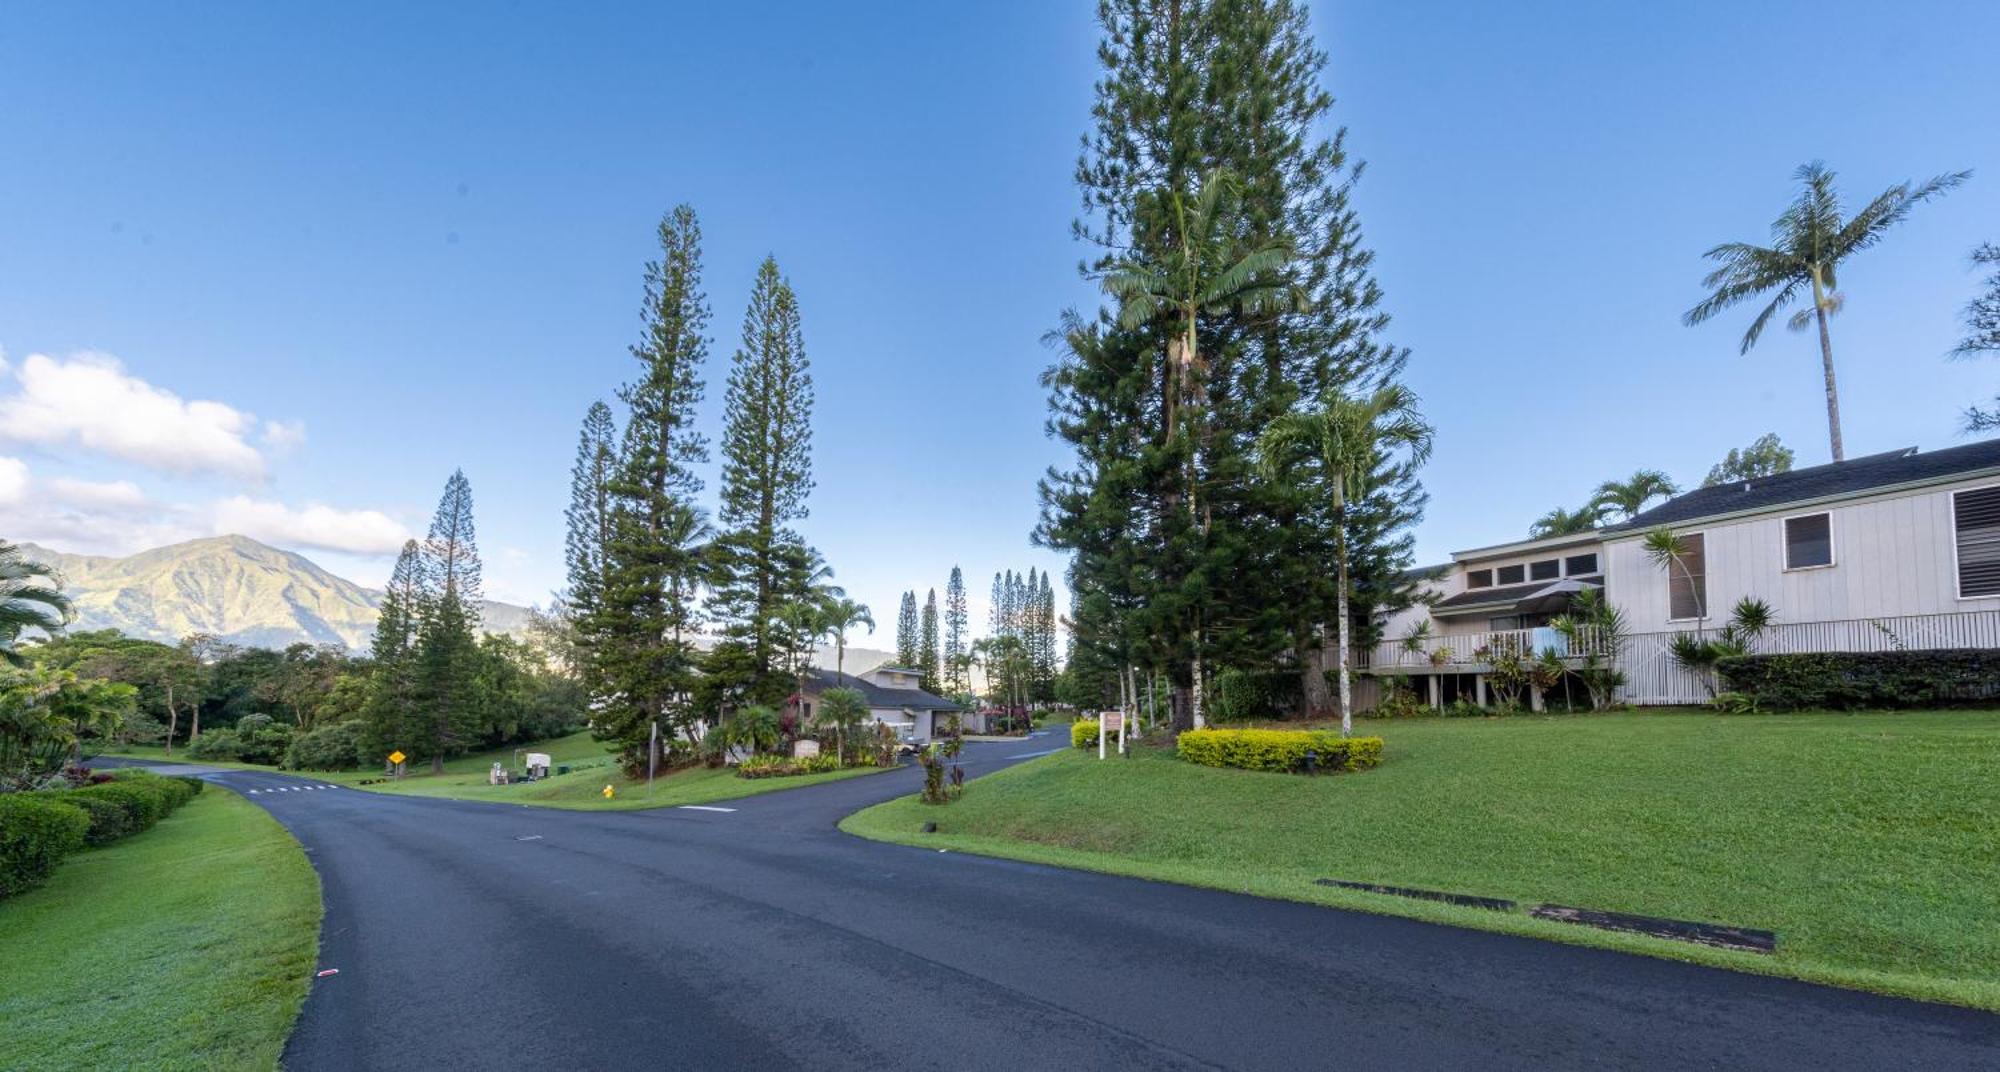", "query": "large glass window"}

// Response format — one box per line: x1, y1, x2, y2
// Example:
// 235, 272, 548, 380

1529, 559, 1560, 581
1466, 569, 1493, 589
1564, 552, 1599, 576
1496, 564, 1525, 585
1666, 532, 1707, 620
